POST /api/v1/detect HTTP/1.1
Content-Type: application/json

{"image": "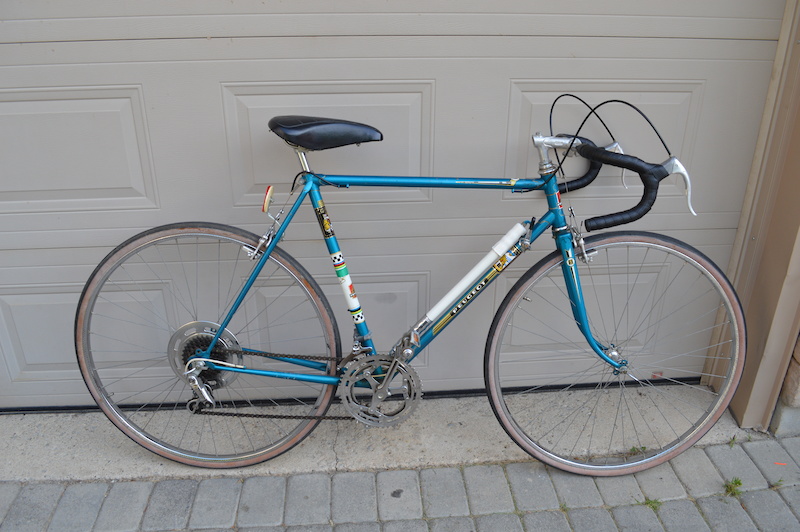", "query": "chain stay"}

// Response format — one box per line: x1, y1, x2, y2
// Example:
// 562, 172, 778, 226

197, 409, 353, 421
191, 347, 352, 421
